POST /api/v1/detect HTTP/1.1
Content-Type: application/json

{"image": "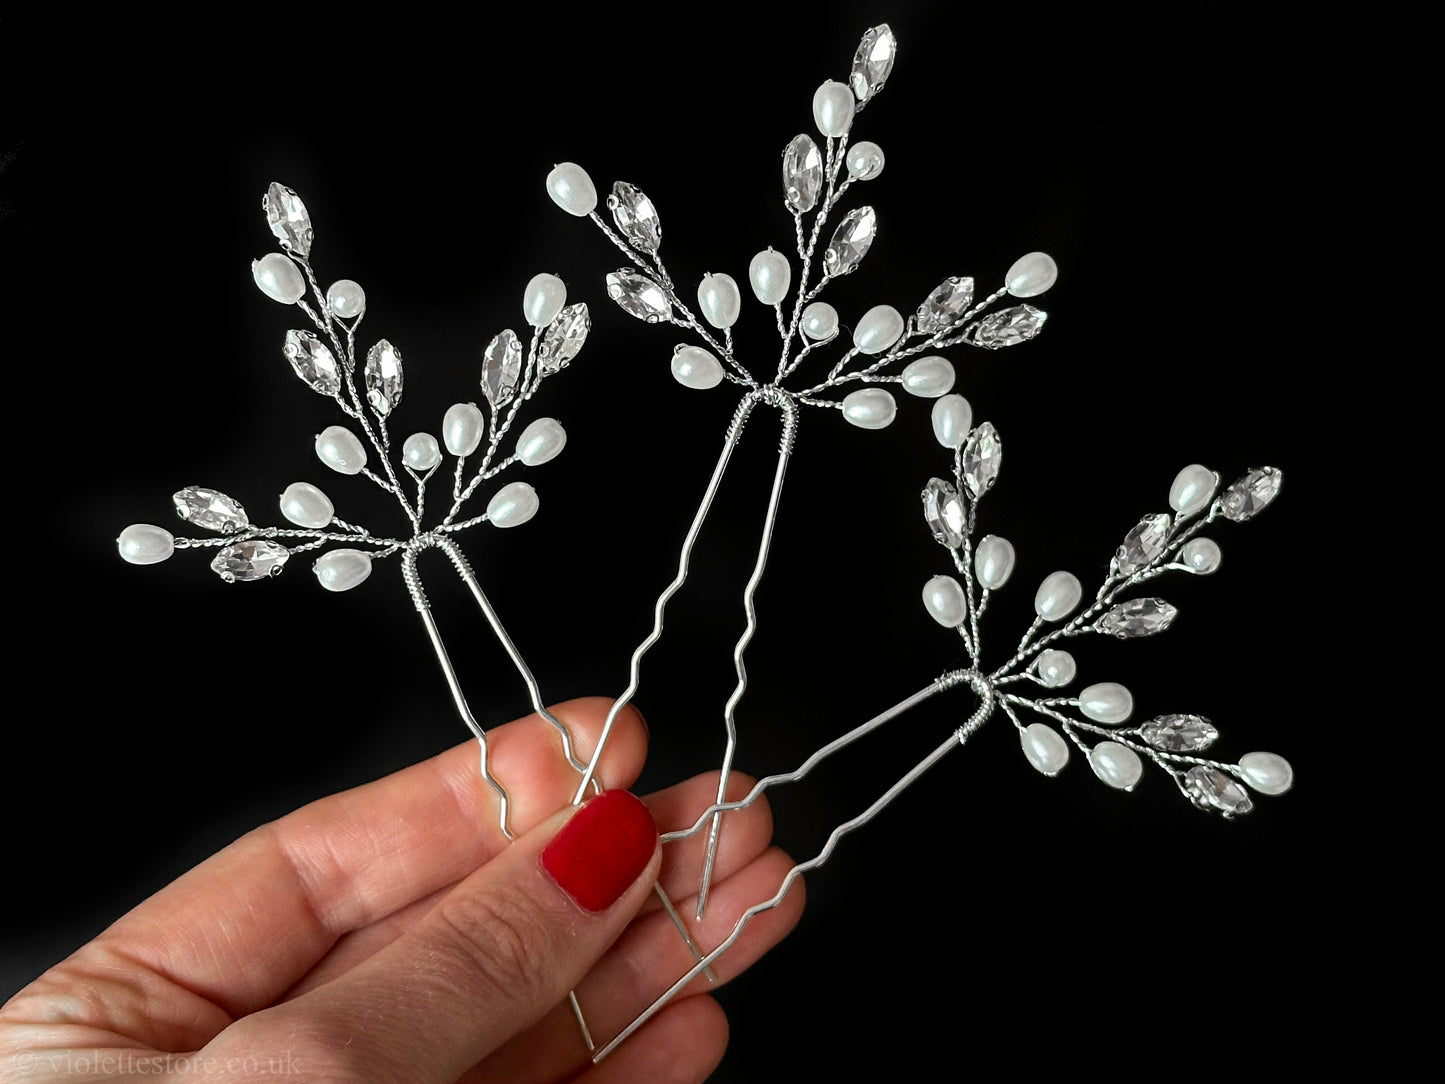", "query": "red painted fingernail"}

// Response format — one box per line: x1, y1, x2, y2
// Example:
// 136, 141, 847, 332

541, 790, 657, 913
